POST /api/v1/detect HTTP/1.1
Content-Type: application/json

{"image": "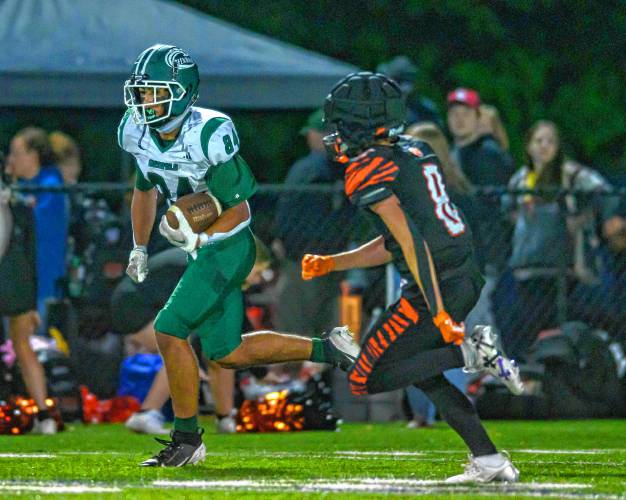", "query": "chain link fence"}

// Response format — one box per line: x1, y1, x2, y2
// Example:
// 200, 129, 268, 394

6, 183, 626, 360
